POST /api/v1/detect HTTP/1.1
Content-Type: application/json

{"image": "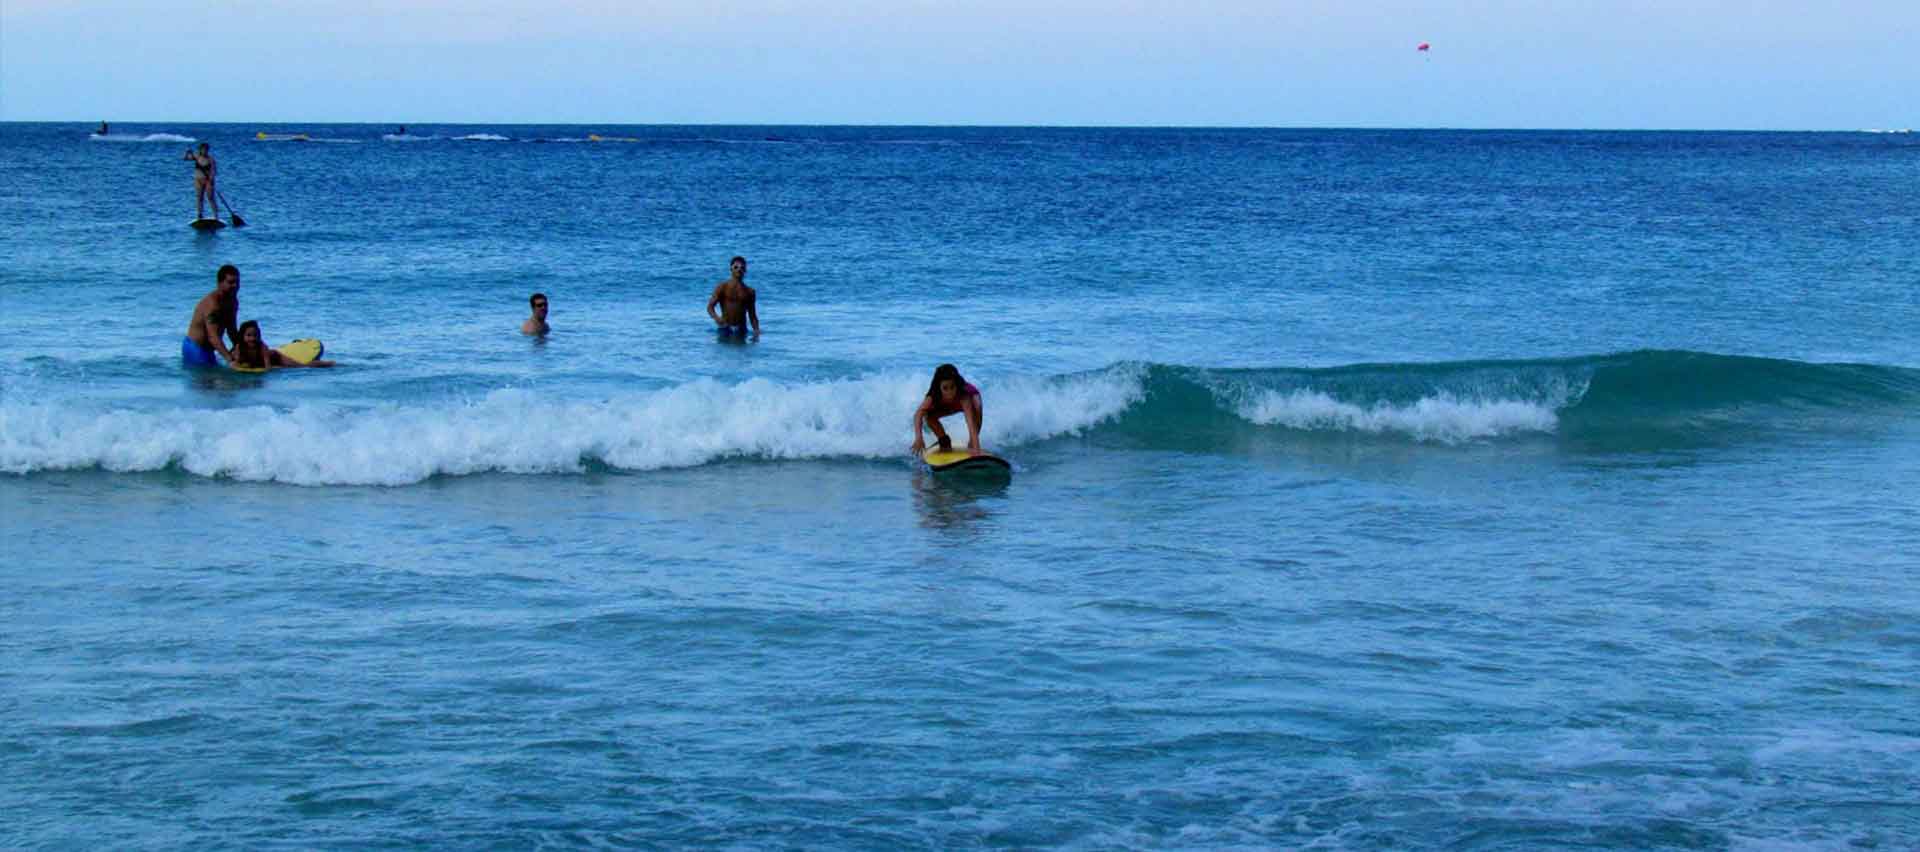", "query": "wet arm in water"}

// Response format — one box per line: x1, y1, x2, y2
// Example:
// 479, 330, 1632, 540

203, 317, 235, 363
